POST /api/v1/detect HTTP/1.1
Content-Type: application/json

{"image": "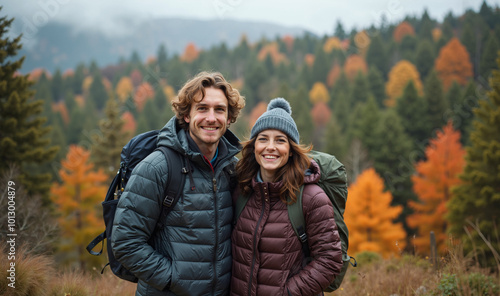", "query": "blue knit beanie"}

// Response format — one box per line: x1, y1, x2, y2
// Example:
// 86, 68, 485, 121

250, 98, 300, 143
